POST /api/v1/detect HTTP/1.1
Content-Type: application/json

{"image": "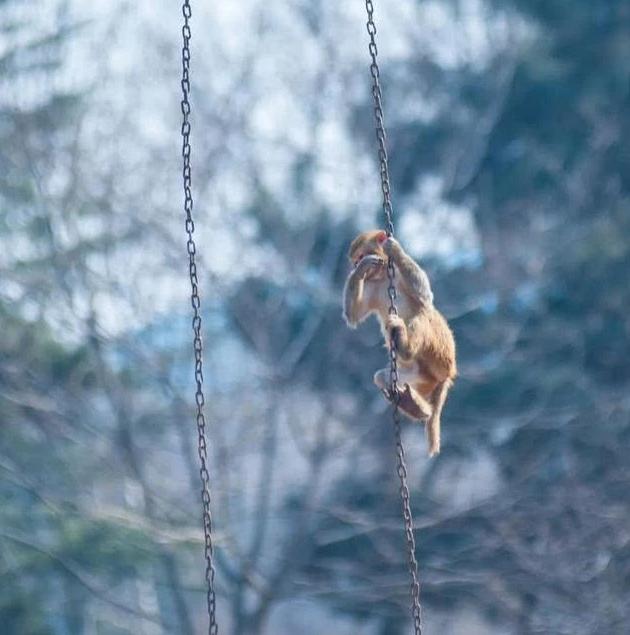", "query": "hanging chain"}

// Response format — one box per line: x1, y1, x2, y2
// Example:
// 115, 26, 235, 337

180, 2, 219, 633
364, 1, 423, 633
